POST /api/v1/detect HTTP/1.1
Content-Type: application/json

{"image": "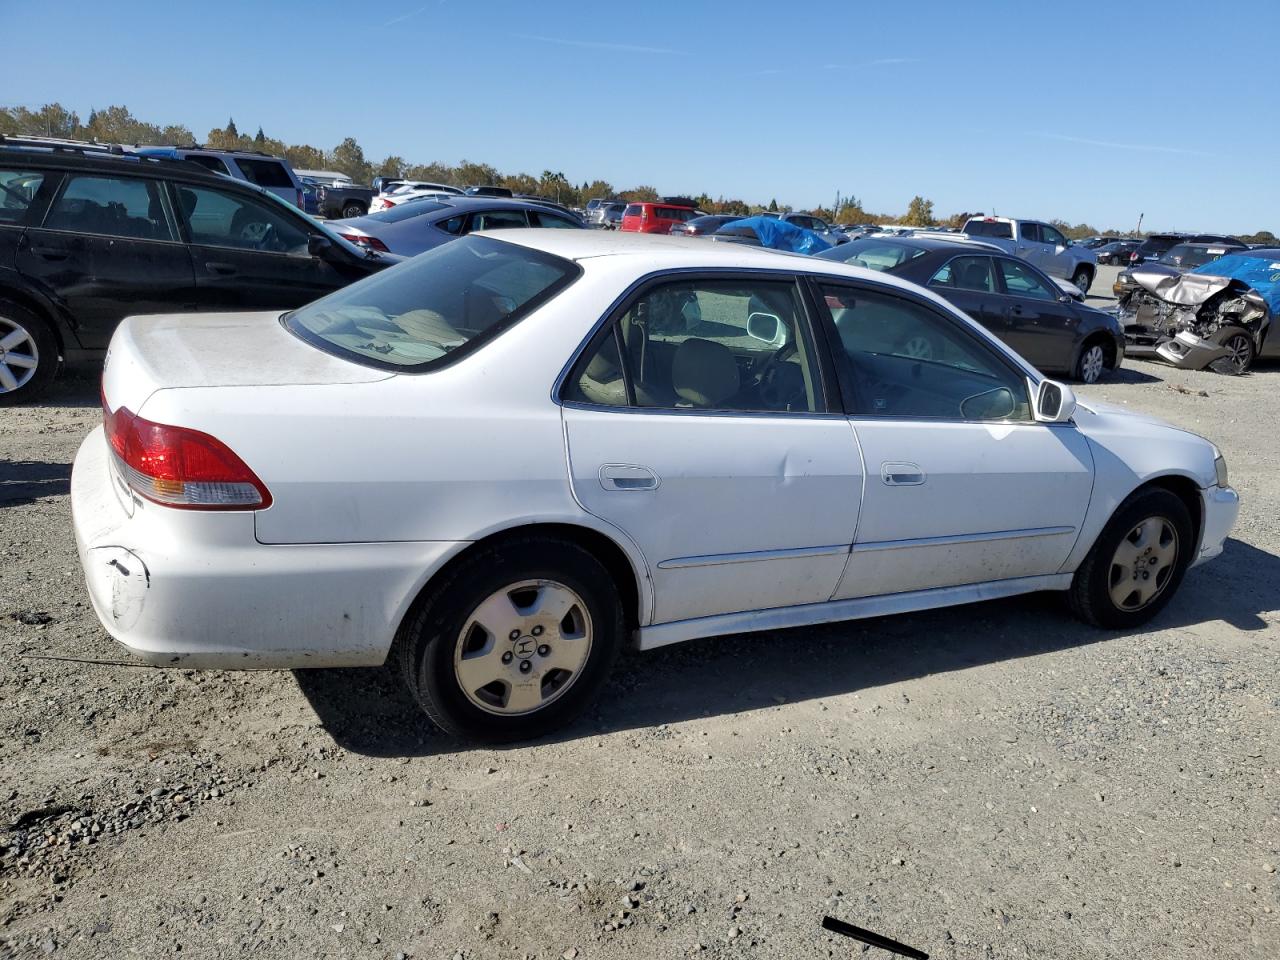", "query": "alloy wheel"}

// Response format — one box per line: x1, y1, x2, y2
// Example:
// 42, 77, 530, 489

1107, 517, 1179, 611
1080, 344, 1106, 384
1223, 334, 1253, 374
453, 579, 593, 716
0, 317, 39, 394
